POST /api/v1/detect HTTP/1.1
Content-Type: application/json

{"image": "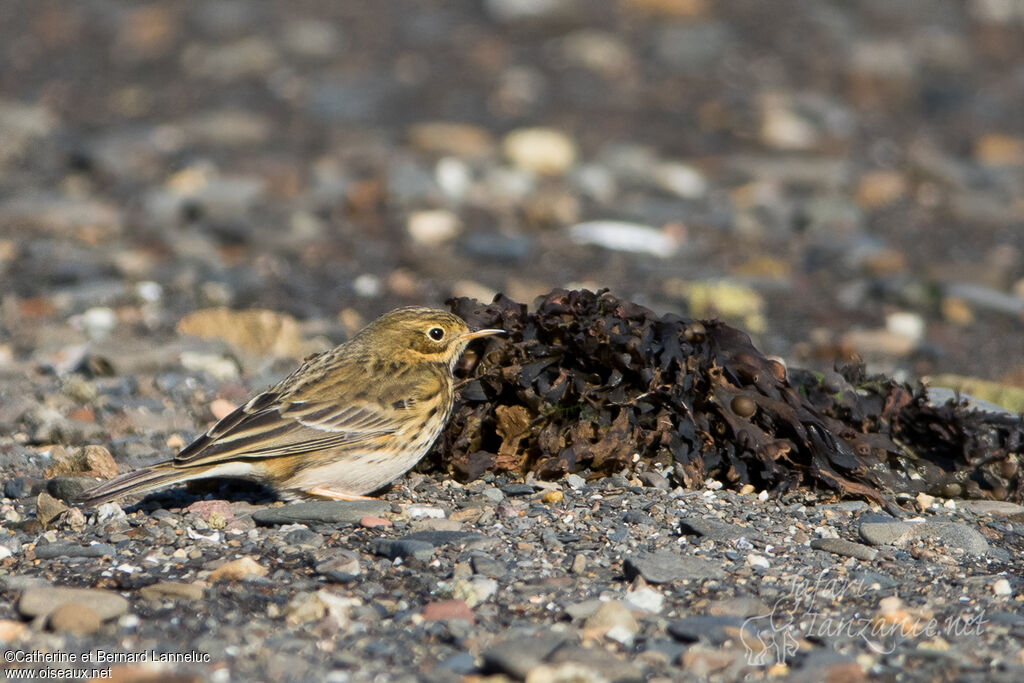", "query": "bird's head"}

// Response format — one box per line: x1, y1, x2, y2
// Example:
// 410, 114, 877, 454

358, 307, 504, 368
